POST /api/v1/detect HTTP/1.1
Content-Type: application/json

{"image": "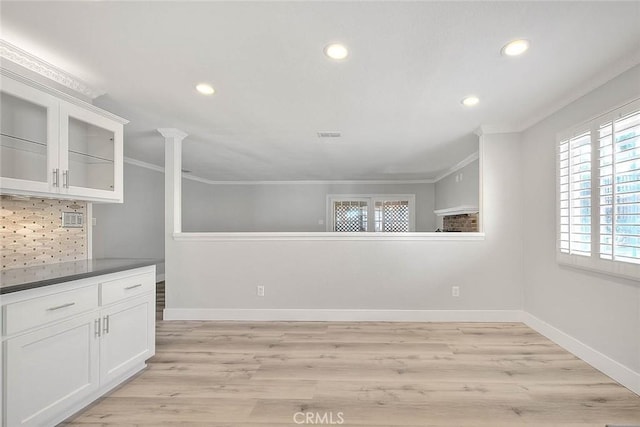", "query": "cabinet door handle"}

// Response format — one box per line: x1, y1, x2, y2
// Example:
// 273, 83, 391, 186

53, 168, 59, 187
103, 315, 110, 334
47, 302, 75, 311
63, 170, 69, 188
95, 318, 101, 338
124, 283, 143, 290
